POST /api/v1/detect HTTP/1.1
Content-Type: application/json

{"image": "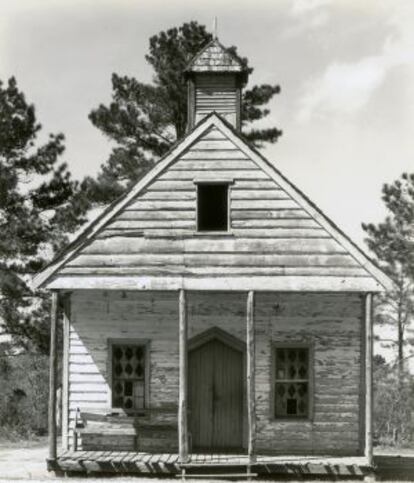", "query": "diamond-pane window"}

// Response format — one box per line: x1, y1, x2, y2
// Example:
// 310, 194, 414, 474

125, 347, 133, 360
111, 343, 147, 411
274, 347, 310, 418
125, 363, 133, 375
